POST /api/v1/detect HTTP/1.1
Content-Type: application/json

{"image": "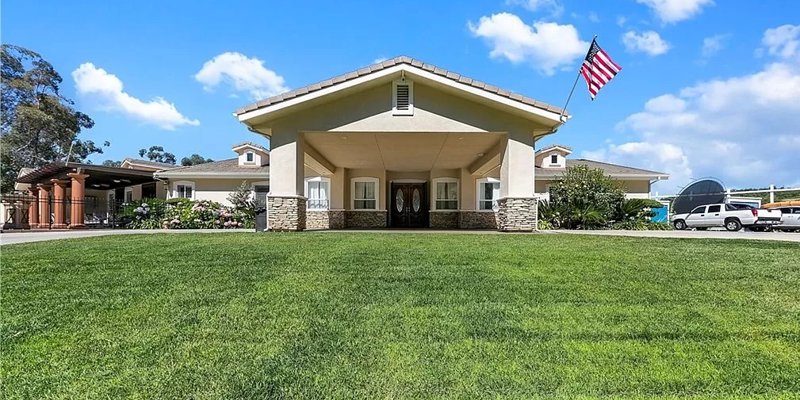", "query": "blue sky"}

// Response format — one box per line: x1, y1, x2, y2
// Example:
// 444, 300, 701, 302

4, 0, 799, 192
